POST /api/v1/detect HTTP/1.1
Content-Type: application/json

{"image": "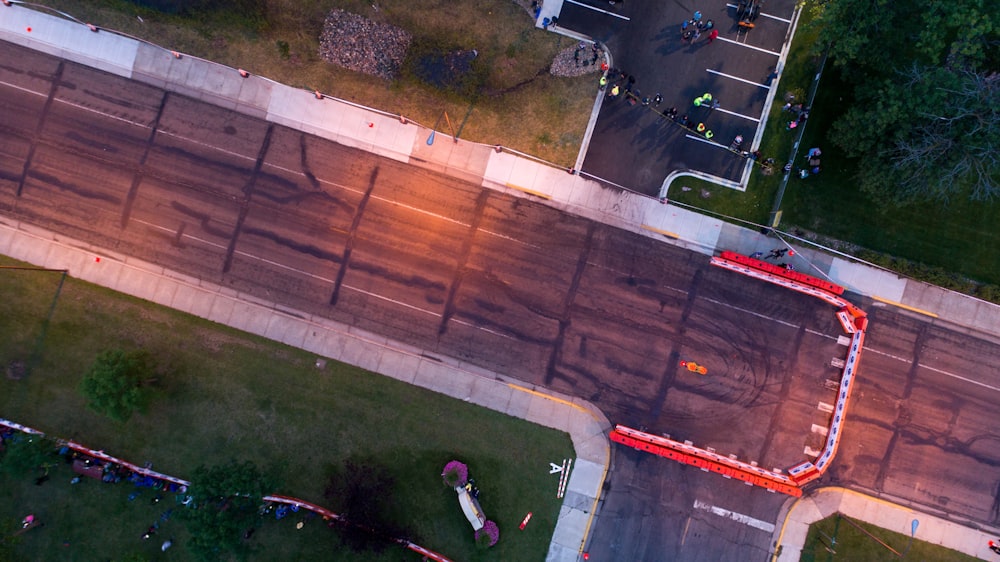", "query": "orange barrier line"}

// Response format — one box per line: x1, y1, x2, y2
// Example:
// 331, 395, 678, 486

719, 250, 845, 295
610, 428, 802, 497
